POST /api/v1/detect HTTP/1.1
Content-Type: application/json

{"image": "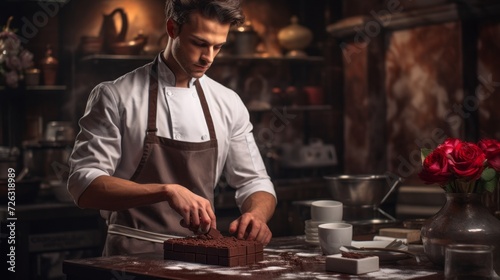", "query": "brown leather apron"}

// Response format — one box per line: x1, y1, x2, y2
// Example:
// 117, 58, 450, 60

102, 56, 218, 256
